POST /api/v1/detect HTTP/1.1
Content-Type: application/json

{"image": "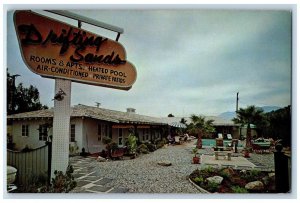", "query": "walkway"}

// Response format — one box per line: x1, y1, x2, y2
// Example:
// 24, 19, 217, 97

70, 141, 274, 193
